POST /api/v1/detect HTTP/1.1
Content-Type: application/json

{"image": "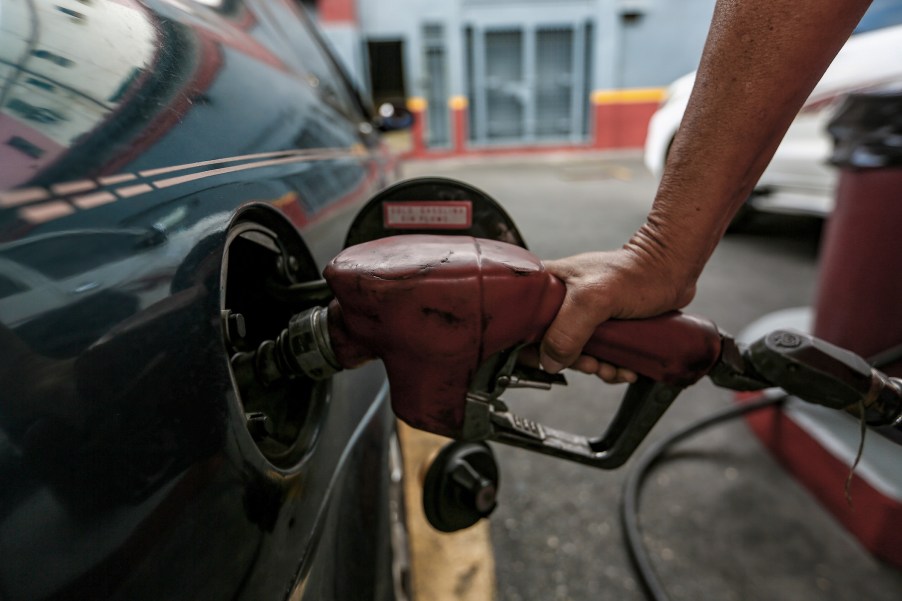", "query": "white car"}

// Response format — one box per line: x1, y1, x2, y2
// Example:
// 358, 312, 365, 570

644, 2, 902, 228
